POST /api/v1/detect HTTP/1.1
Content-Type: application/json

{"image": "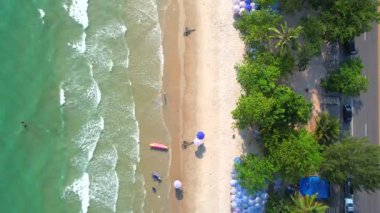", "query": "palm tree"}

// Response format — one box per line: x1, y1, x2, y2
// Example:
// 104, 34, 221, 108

291, 193, 329, 213
315, 112, 340, 146
269, 21, 303, 54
